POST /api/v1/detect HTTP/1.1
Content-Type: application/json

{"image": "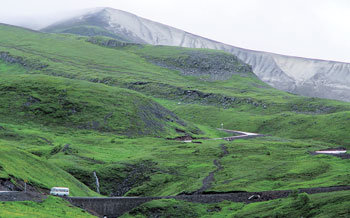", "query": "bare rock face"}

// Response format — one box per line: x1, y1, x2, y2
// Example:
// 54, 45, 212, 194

42, 7, 350, 102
